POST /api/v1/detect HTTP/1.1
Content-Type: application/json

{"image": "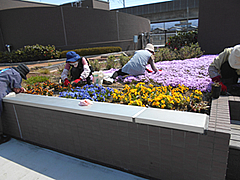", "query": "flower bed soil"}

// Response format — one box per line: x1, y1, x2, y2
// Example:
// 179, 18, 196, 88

22, 55, 216, 115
